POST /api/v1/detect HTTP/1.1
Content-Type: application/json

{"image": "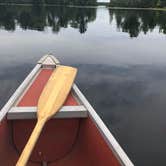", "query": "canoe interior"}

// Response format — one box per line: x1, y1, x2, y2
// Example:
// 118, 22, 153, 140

0, 68, 120, 166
